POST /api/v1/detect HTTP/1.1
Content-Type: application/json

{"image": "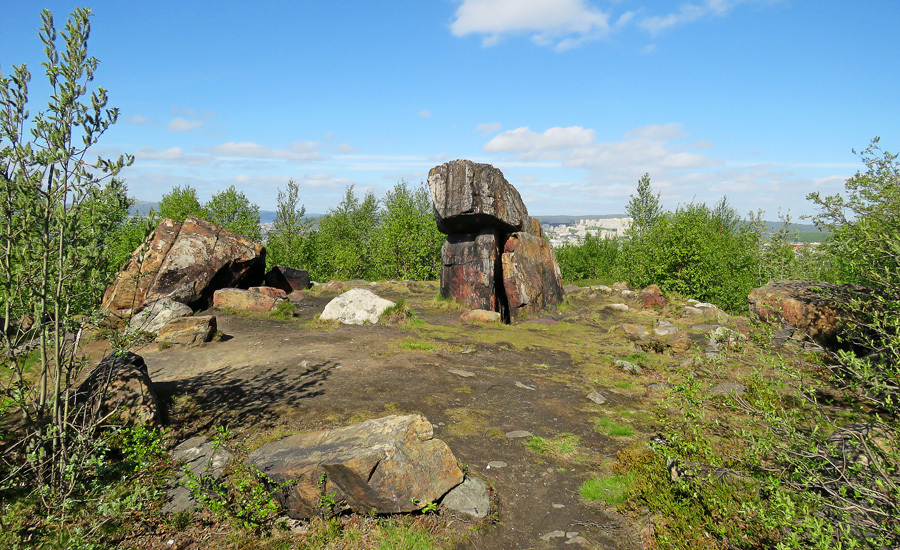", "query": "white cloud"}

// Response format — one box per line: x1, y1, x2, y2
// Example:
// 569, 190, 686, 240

639, 0, 747, 34
128, 115, 154, 125
476, 122, 502, 135
167, 117, 206, 132
484, 126, 597, 158
418, 110, 432, 118
334, 143, 359, 154
205, 141, 323, 162
134, 146, 210, 166
450, 0, 611, 50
